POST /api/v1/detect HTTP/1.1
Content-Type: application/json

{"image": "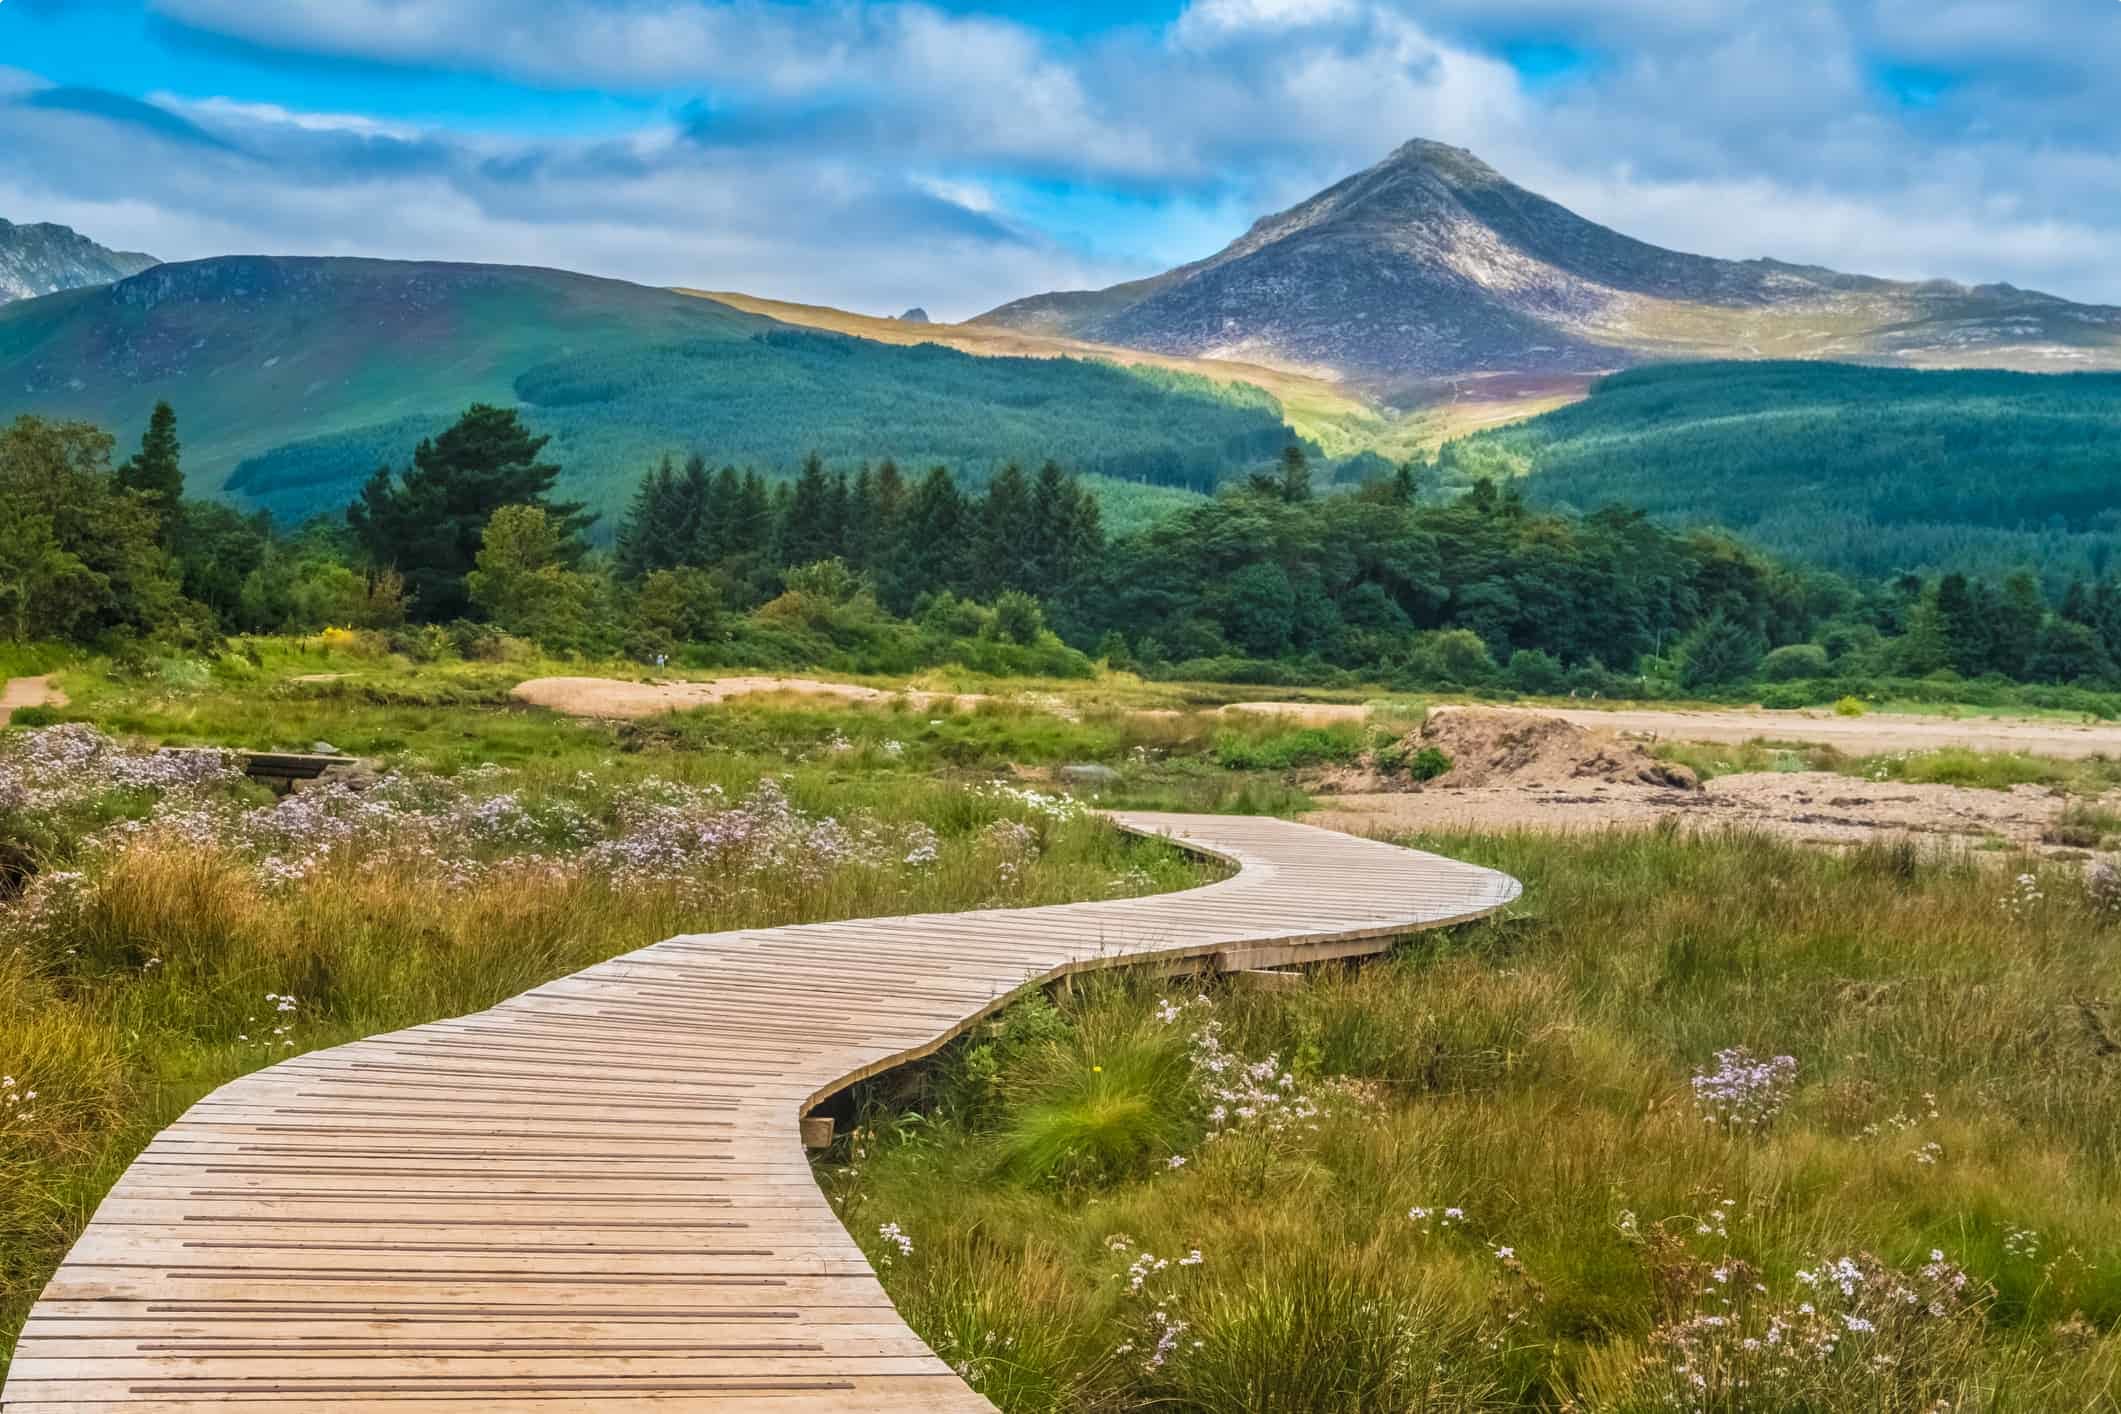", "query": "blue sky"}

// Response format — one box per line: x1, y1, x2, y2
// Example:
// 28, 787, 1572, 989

3, 0, 2118, 318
